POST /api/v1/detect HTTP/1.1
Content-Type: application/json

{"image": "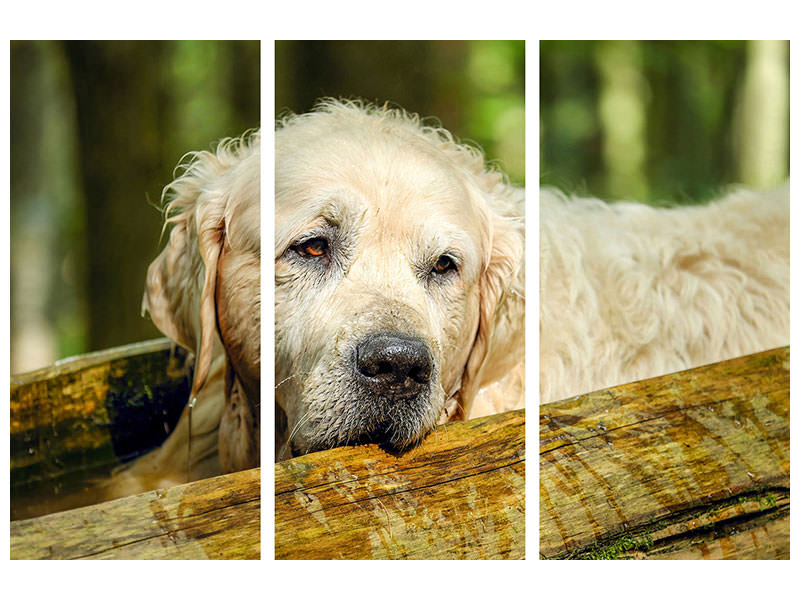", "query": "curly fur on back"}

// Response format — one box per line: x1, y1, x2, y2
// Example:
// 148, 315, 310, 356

540, 184, 789, 404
